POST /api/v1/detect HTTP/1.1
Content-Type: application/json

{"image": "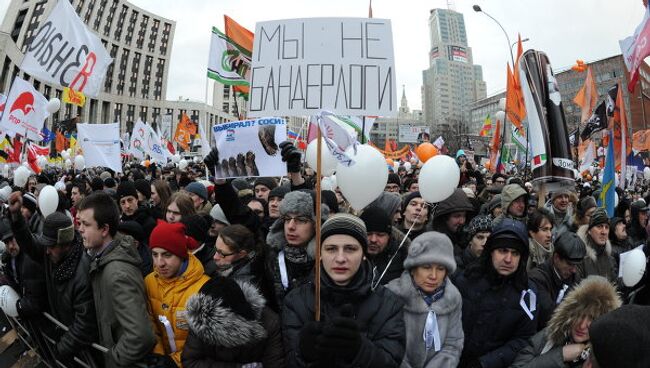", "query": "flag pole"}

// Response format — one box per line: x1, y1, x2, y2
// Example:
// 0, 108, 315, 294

314, 126, 322, 321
